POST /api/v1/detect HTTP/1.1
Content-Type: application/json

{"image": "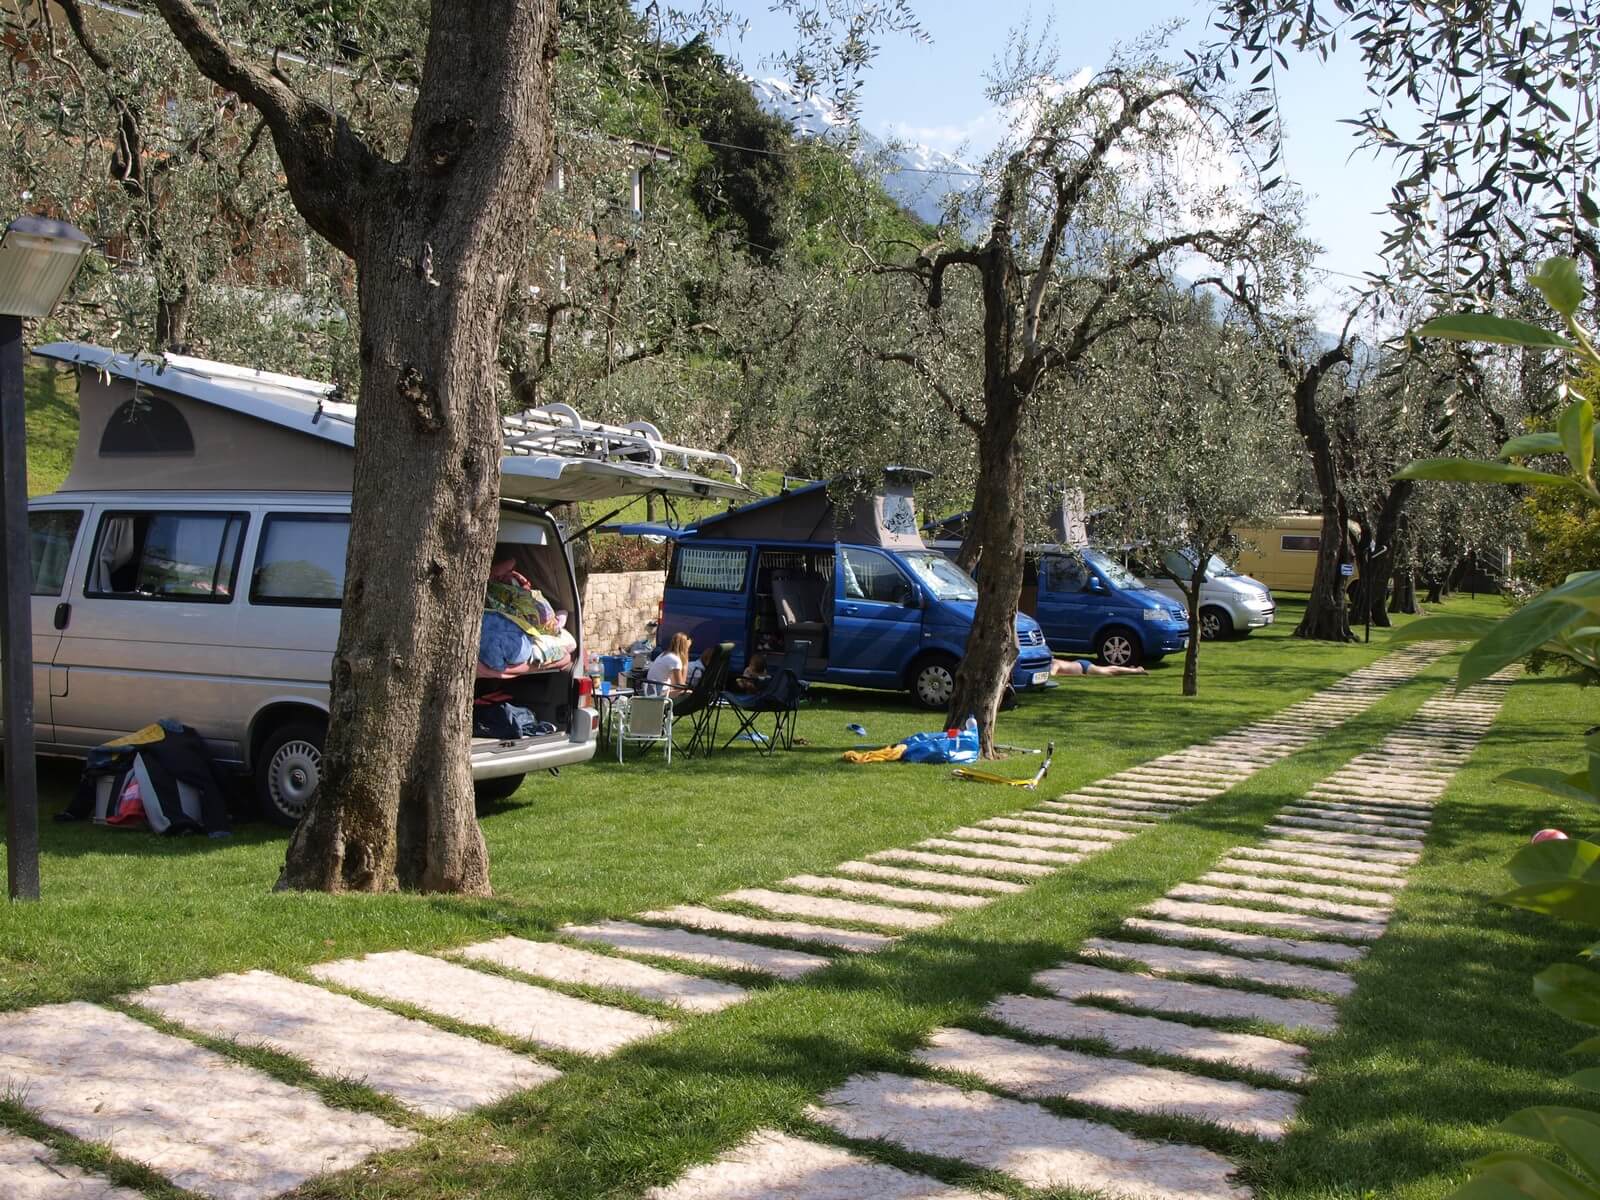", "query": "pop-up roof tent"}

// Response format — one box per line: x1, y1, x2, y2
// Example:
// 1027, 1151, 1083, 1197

615, 467, 933, 548
923, 487, 1093, 550
30, 343, 751, 504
